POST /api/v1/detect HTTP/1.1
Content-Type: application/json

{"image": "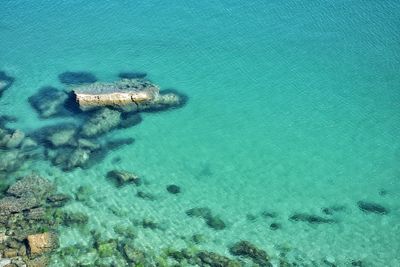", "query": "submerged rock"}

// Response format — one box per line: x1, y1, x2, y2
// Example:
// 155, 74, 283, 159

197, 251, 241, 267
0, 150, 24, 172
269, 222, 281, 230
166, 184, 181, 194
80, 108, 121, 137
289, 213, 336, 224
186, 207, 226, 230
136, 191, 156, 201
47, 194, 71, 207
7, 174, 55, 199
48, 128, 76, 147
229, 241, 271, 267
0, 196, 39, 215
0, 71, 14, 97
58, 71, 97, 85
49, 147, 91, 171
77, 138, 101, 151
72, 79, 186, 112
33, 123, 77, 148
123, 243, 145, 264
0, 175, 54, 216
107, 170, 141, 186
357, 201, 389, 215
0, 129, 25, 149
54, 210, 89, 226
29, 87, 69, 118
206, 215, 226, 230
